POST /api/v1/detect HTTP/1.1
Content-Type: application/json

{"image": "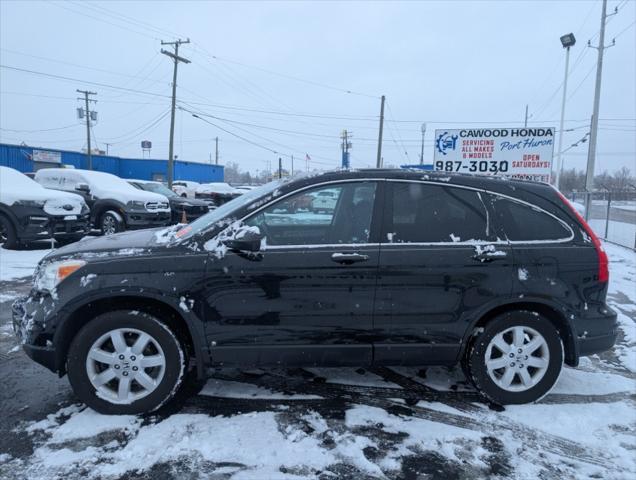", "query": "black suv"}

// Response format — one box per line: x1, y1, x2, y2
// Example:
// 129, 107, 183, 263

13, 170, 616, 414
127, 179, 210, 224
0, 166, 90, 248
